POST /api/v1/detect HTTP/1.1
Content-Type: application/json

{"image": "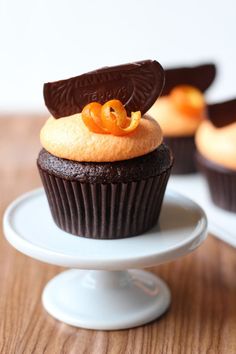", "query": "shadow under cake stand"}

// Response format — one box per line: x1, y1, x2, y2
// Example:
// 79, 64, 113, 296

3, 188, 207, 330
